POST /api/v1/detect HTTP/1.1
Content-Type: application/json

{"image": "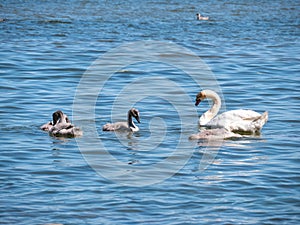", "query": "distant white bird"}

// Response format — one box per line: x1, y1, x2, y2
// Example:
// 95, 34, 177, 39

196, 13, 209, 21
102, 108, 140, 132
195, 90, 268, 134
41, 110, 82, 137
